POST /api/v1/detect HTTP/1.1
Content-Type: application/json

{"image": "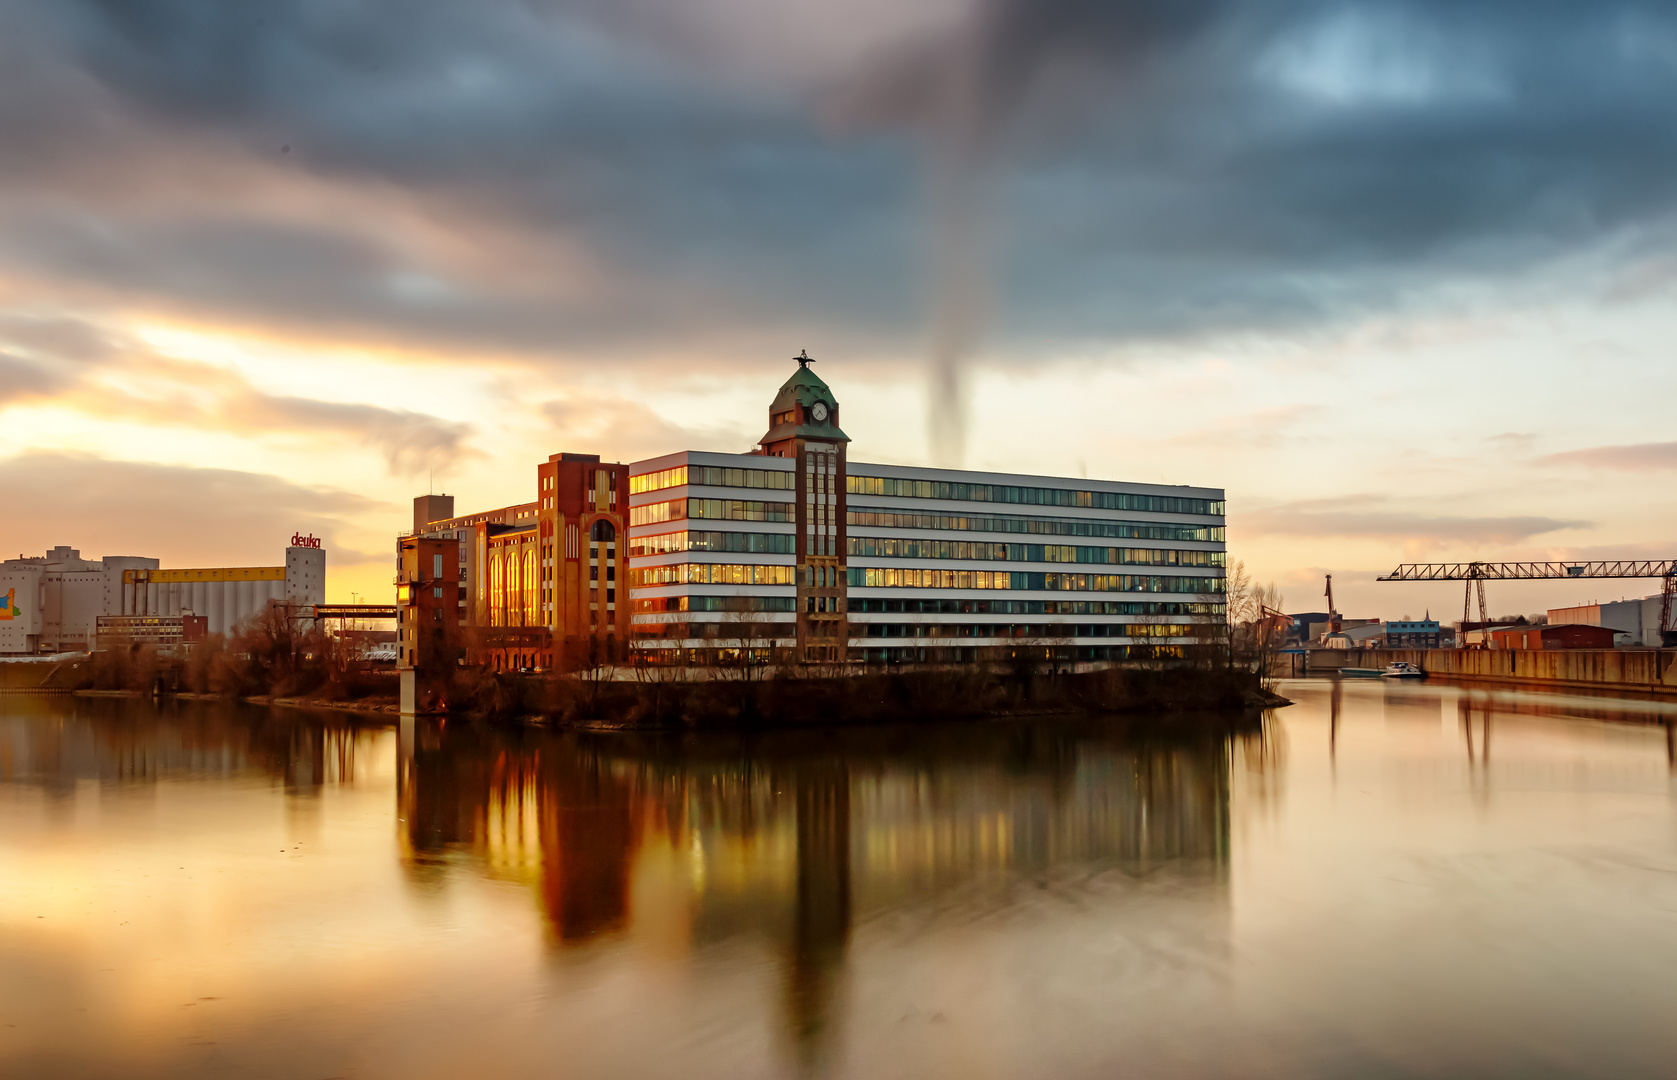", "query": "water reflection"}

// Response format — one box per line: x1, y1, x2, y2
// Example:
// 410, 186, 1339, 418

394, 719, 1252, 1067
11, 684, 1677, 1078
0, 694, 379, 795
